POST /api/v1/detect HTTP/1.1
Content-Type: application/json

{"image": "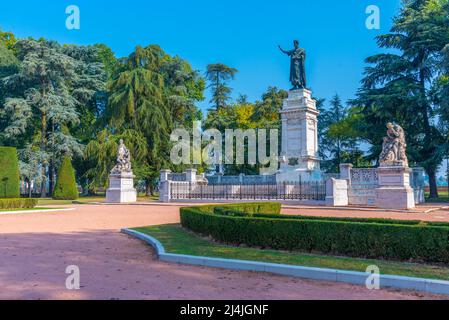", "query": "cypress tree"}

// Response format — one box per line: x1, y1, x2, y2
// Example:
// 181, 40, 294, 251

53, 156, 79, 200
